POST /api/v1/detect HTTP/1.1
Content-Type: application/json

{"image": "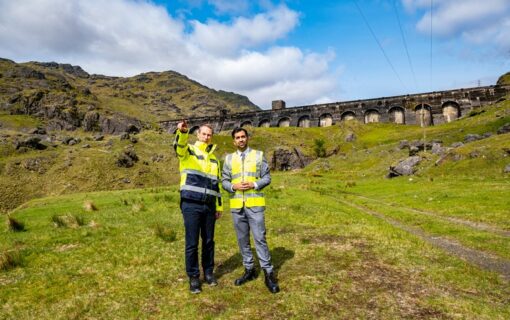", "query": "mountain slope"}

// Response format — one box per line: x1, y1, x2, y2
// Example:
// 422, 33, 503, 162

0, 58, 259, 133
